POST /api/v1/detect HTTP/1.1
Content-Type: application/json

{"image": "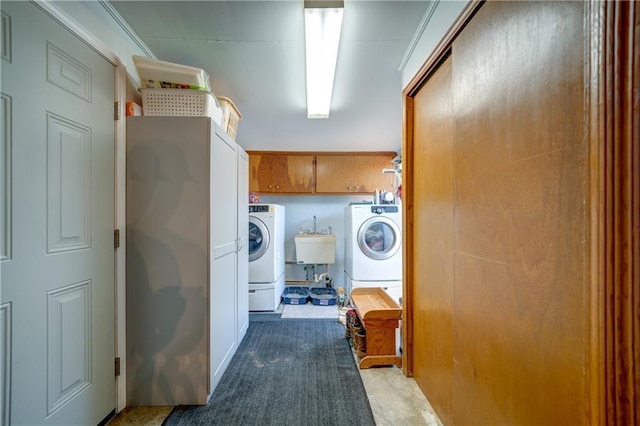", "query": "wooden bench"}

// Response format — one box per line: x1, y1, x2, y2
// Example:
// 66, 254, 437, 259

350, 287, 402, 369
